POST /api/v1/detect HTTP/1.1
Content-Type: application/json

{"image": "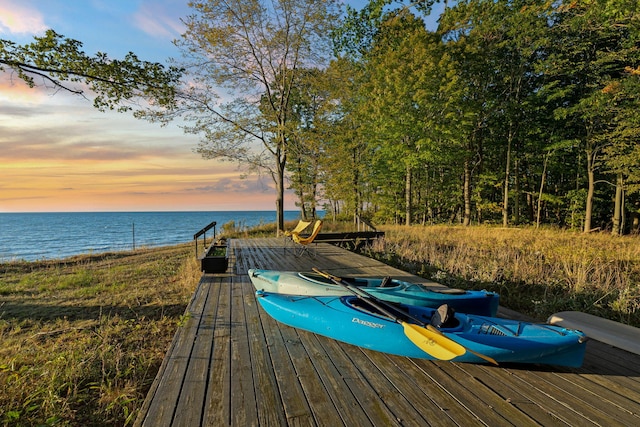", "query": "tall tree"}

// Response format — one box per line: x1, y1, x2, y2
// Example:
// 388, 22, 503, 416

331, 0, 446, 224
601, 66, 640, 234
439, 0, 550, 227
439, 2, 503, 226
318, 0, 640, 230
319, 57, 373, 222
542, 0, 640, 233
142, 0, 339, 233
286, 68, 328, 219
492, 1, 548, 227
364, 11, 433, 225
